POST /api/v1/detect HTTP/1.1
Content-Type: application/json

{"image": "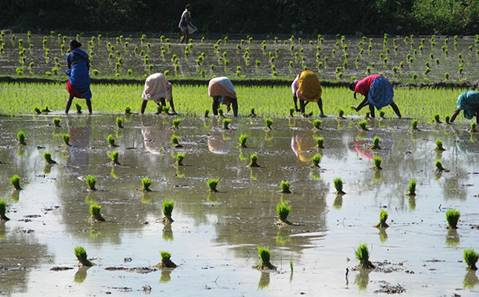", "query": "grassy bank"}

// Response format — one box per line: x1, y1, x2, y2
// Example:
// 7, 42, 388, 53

0, 82, 465, 120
